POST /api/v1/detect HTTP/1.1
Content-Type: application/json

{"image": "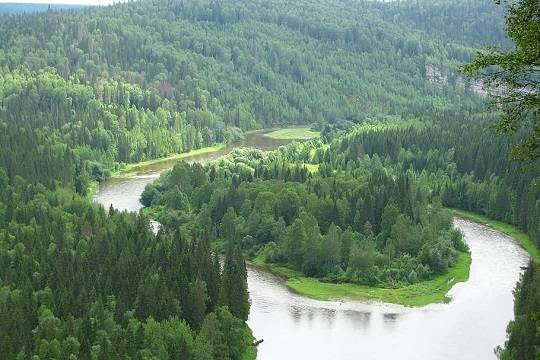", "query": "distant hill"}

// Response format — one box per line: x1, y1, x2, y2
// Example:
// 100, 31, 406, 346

0, 0, 508, 167
0, 3, 90, 14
